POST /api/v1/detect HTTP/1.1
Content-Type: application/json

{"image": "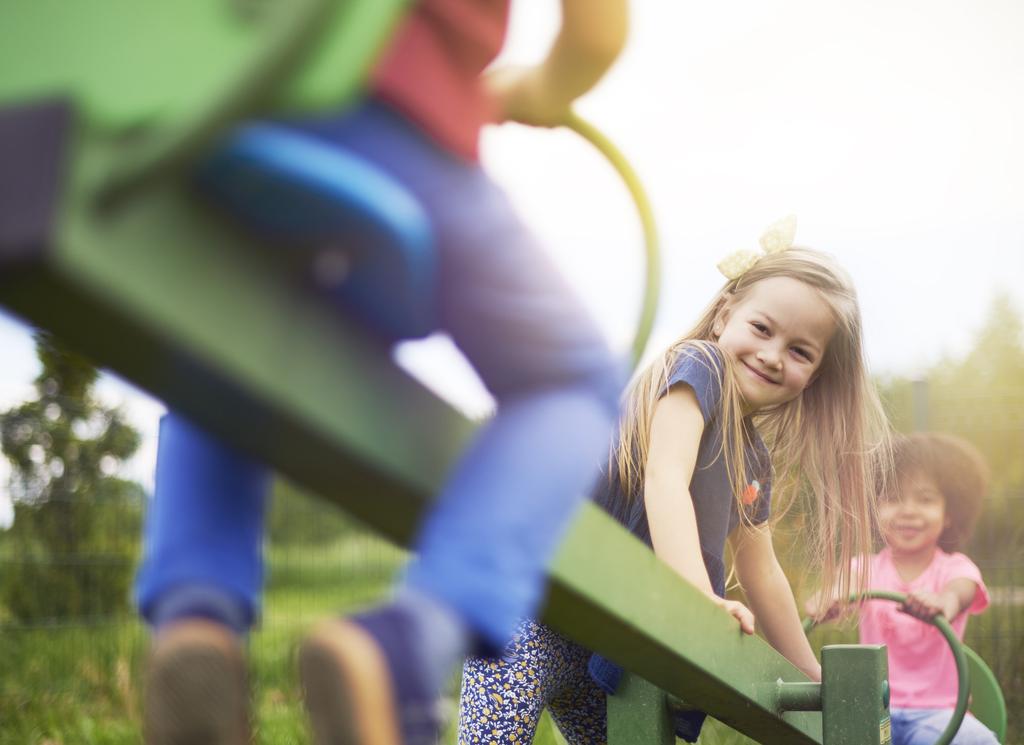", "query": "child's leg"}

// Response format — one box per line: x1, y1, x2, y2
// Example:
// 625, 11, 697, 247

134, 412, 269, 744
543, 629, 607, 745
352, 115, 623, 649
458, 640, 547, 744
548, 683, 607, 745
407, 181, 622, 648
458, 620, 598, 745
297, 102, 624, 640
293, 102, 624, 744
405, 375, 620, 647
949, 715, 1002, 745
135, 412, 270, 631
891, 709, 1000, 745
